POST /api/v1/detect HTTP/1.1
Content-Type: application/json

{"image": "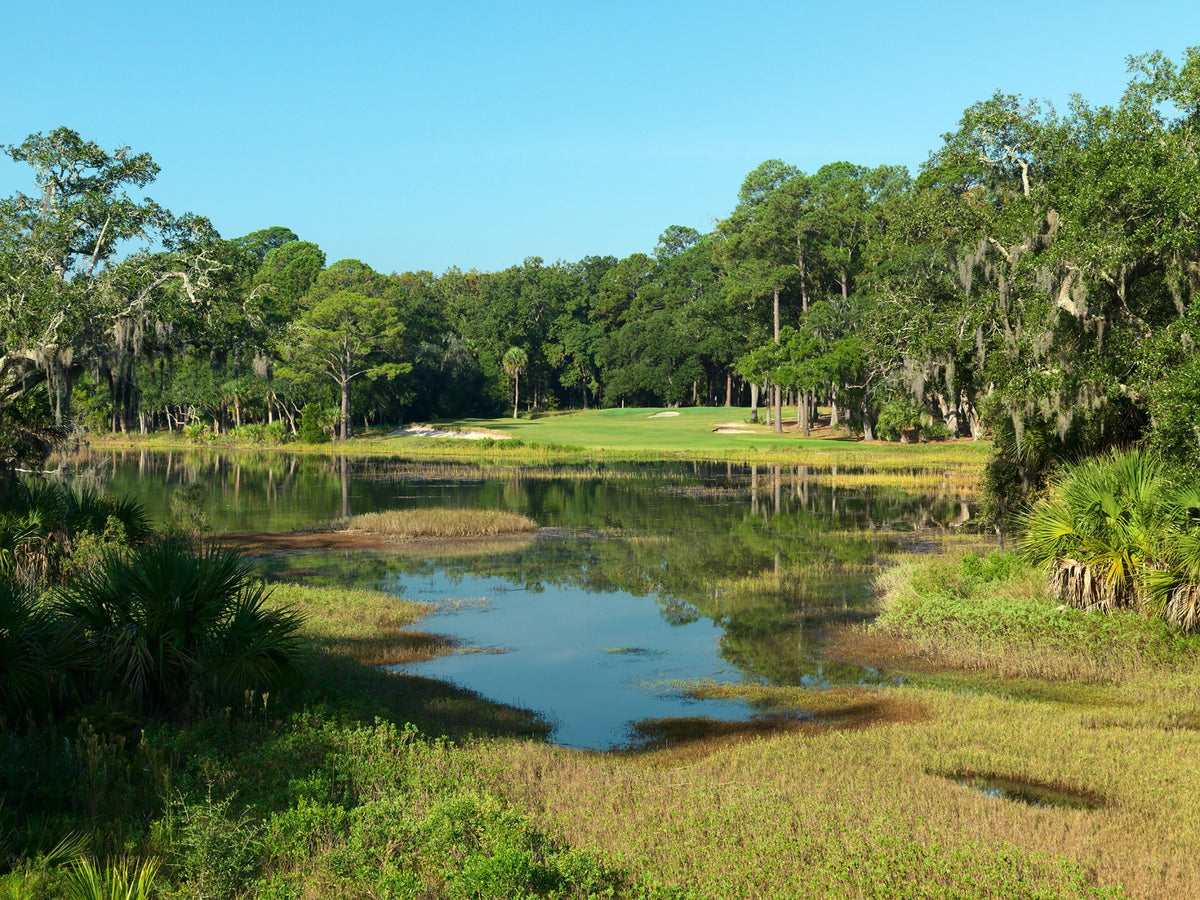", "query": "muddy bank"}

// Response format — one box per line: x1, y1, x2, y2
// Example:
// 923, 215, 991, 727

221, 529, 540, 557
